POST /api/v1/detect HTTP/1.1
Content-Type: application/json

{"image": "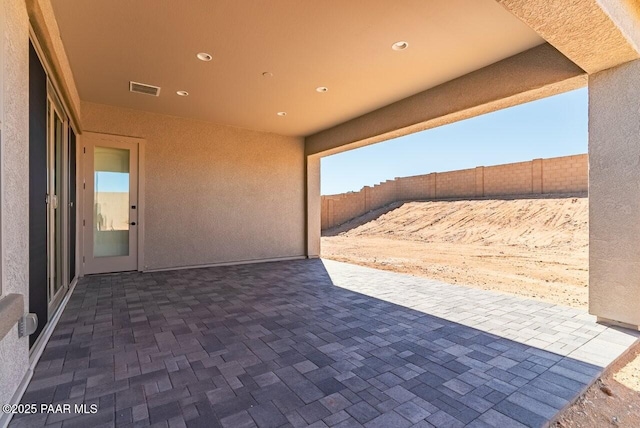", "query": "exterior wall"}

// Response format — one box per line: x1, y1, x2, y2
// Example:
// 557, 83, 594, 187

323, 192, 367, 230
475, 167, 484, 196
0, 0, 31, 417
435, 168, 476, 198
367, 180, 397, 209
306, 44, 586, 157
498, 0, 640, 74
81, 102, 306, 270
532, 158, 543, 193
397, 173, 434, 201
306, 154, 321, 258
29, 0, 82, 130
589, 60, 640, 329
484, 161, 532, 196
543, 154, 589, 194
322, 154, 587, 229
